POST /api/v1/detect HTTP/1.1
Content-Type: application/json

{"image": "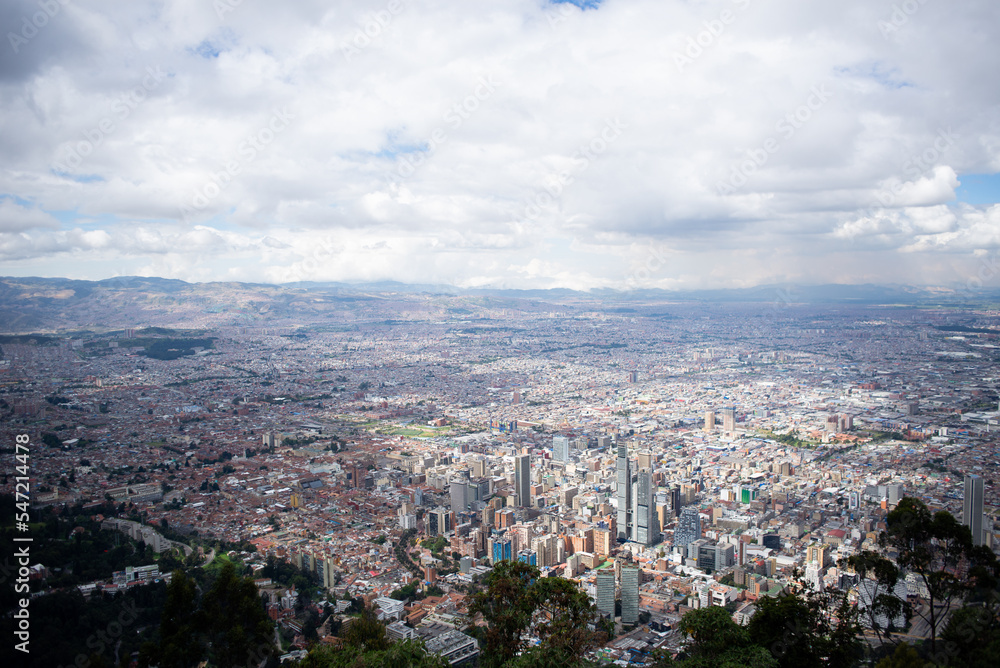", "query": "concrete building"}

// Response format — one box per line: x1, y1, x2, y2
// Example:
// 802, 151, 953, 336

675, 505, 701, 547
552, 435, 570, 463
425, 629, 480, 667
964, 474, 985, 546
616, 442, 632, 541
721, 407, 736, 432
515, 454, 531, 508
621, 564, 639, 625
596, 567, 616, 619
635, 468, 659, 546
